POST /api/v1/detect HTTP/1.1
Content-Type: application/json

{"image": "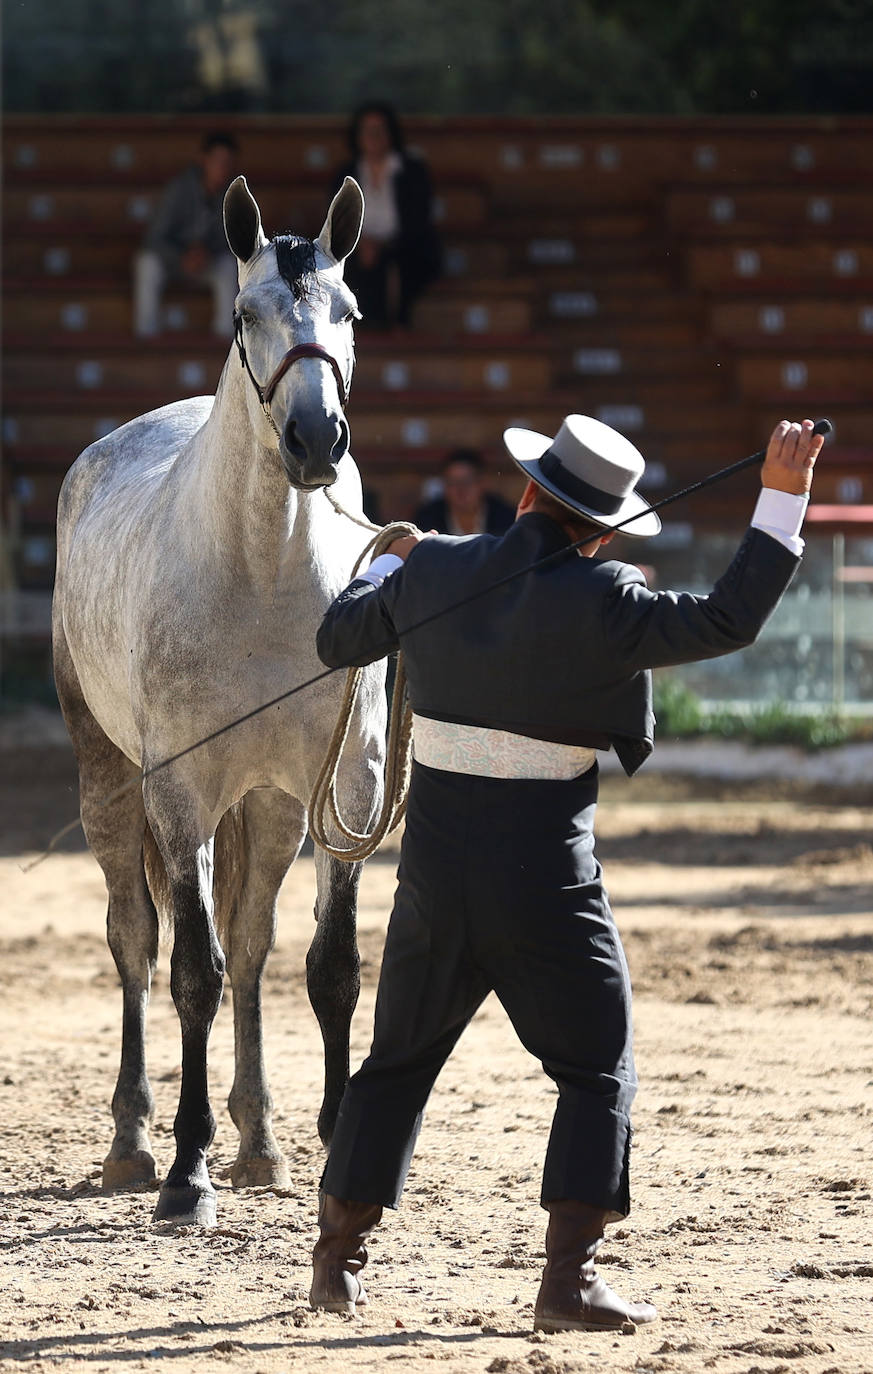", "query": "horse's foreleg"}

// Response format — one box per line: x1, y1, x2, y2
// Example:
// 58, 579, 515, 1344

225, 789, 306, 1188
307, 850, 363, 1148
146, 793, 225, 1226
159, 849, 225, 1224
